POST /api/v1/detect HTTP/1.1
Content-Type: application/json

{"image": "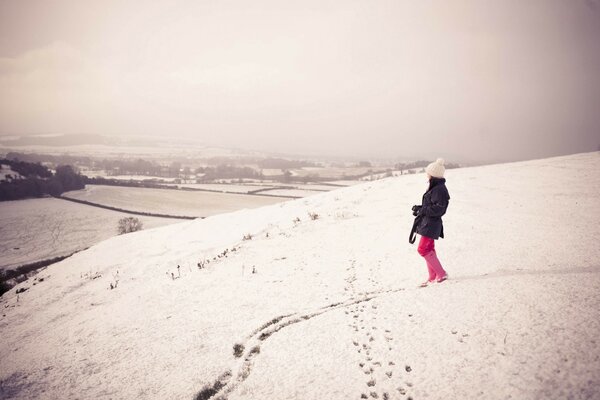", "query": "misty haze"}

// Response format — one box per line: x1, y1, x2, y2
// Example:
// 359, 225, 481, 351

1, 1, 599, 400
